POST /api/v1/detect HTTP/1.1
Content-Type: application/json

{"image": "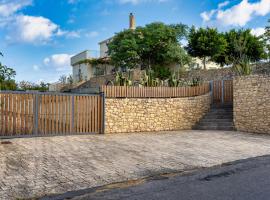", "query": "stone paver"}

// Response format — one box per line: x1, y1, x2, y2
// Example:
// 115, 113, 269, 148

1, 130, 270, 199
